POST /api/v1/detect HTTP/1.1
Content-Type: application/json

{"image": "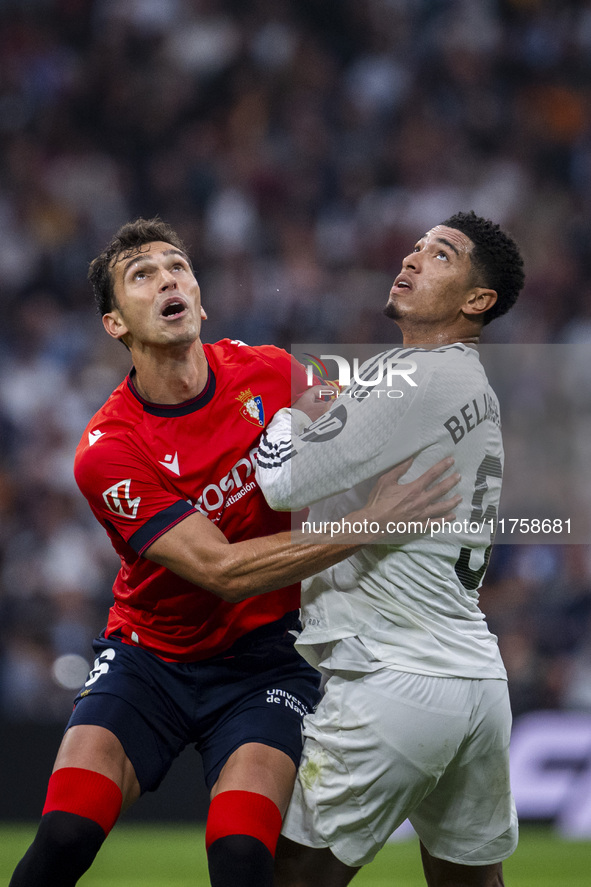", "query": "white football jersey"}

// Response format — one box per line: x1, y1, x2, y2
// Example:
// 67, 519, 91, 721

256, 344, 506, 679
